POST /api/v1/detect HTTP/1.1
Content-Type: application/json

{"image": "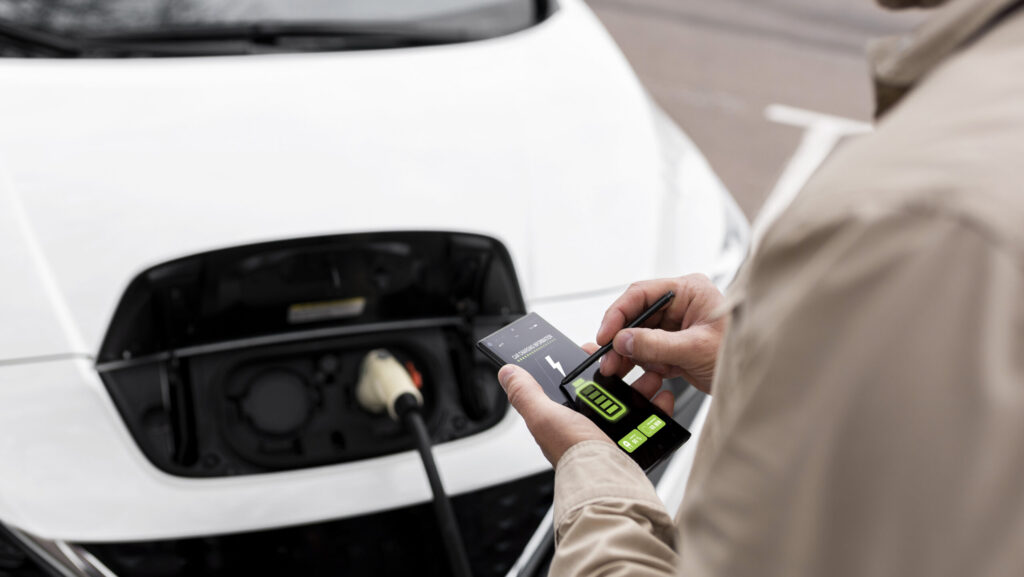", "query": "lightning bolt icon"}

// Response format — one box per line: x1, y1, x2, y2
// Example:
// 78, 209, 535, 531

545, 355, 565, 378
